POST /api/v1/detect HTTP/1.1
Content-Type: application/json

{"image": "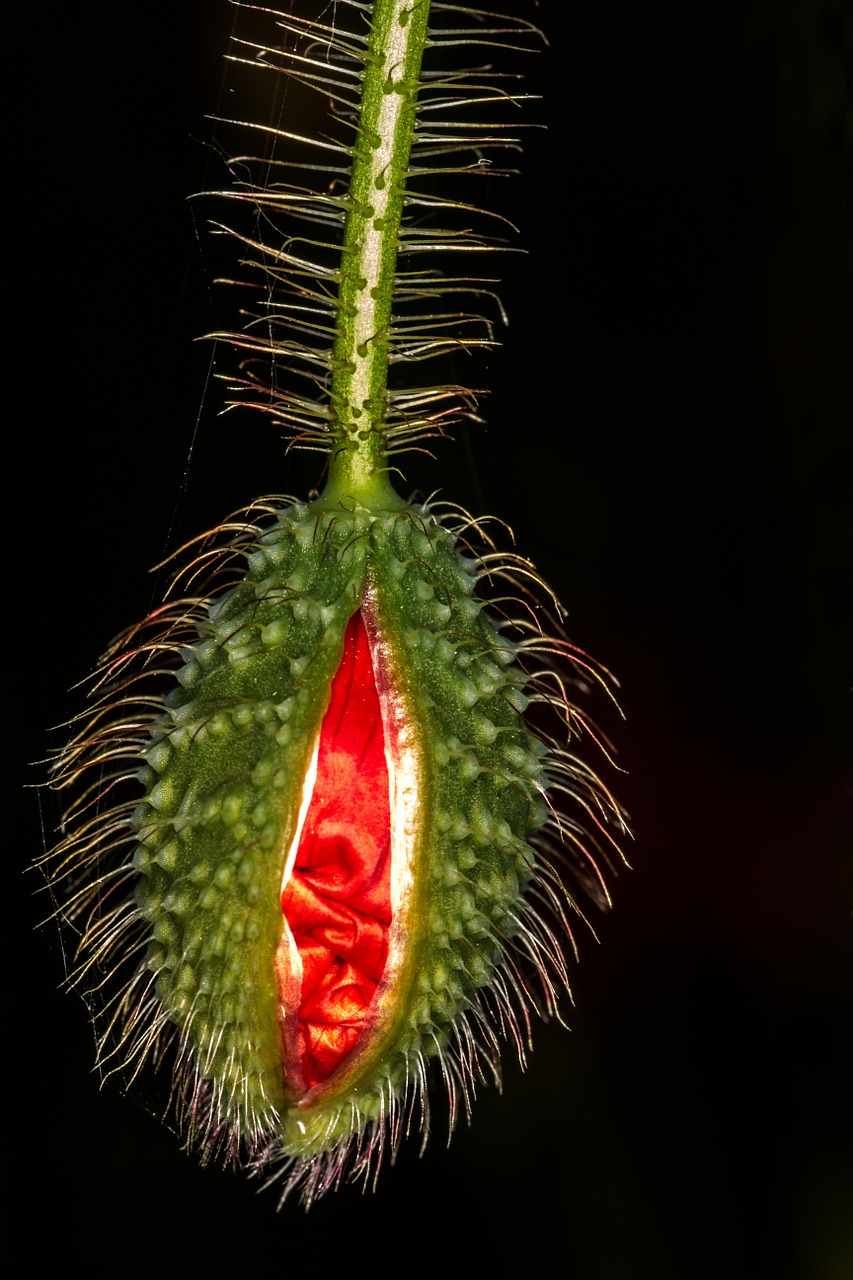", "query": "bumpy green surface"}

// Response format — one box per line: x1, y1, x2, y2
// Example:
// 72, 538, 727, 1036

133, 499, 548, 1154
